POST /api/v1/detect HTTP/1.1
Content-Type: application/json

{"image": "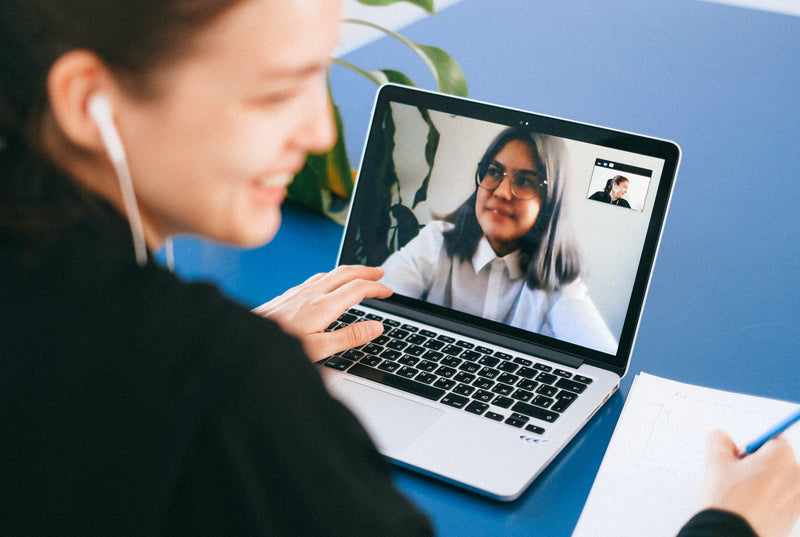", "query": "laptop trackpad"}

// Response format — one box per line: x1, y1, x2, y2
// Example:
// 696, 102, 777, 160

330, 379, 444, 453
